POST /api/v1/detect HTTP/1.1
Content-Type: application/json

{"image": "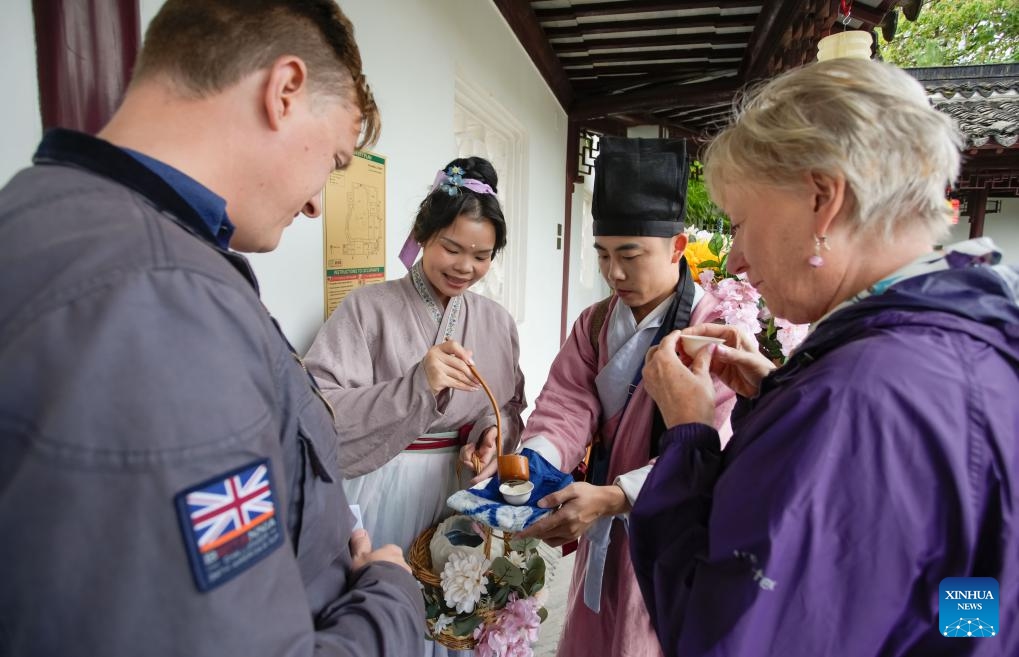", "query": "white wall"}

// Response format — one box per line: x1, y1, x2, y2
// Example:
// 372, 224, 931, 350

0, 2, 42, 188
0, 0, 566, 412
945, 197, 1019, 263
137, 0, 567, 408
985, 198, 1019, 263
565, 177, 609, 333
